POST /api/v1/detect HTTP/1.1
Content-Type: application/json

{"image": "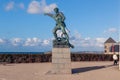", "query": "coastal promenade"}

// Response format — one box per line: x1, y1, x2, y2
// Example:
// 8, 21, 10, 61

0, 62, 120, 80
